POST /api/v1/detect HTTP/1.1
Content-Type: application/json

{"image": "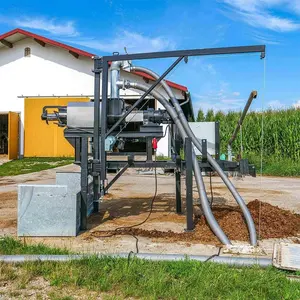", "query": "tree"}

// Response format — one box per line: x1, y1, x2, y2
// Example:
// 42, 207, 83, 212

205, 109, 215, 121
196, 108, 205, 122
